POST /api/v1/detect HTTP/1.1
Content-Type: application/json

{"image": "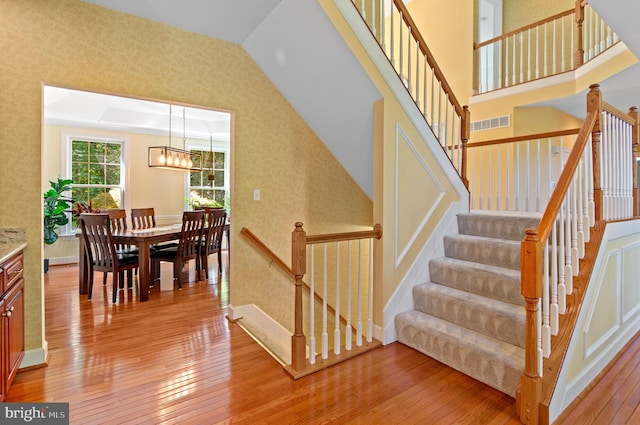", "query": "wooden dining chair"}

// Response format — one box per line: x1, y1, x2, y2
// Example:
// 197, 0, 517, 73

79, 213, 139, 303
105, 209, 136, 287
200, 208, 227, 279
150, 211, 205, 289
130, 207, 156, 229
